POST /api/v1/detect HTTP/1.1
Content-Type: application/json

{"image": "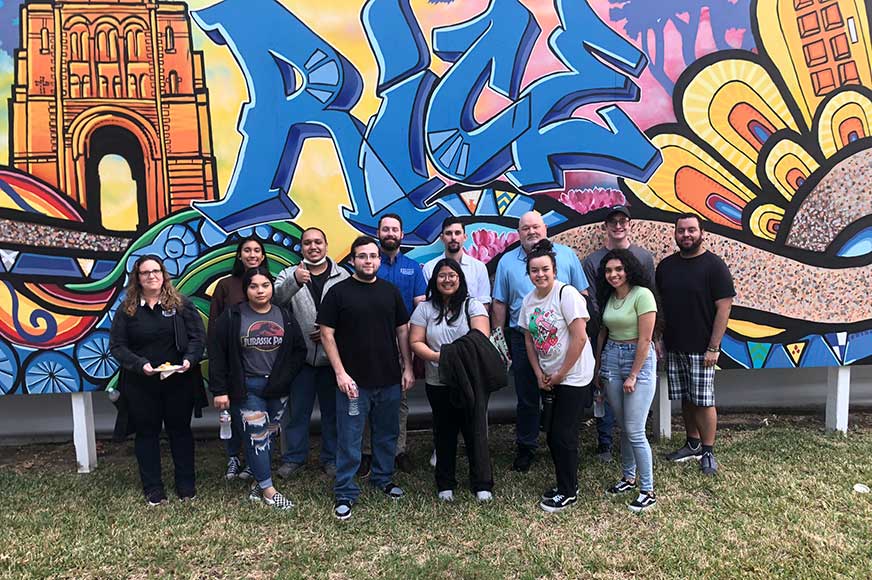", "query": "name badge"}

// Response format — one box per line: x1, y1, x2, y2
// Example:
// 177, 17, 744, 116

162, 308, 177, 317
400, 268, 416, 276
